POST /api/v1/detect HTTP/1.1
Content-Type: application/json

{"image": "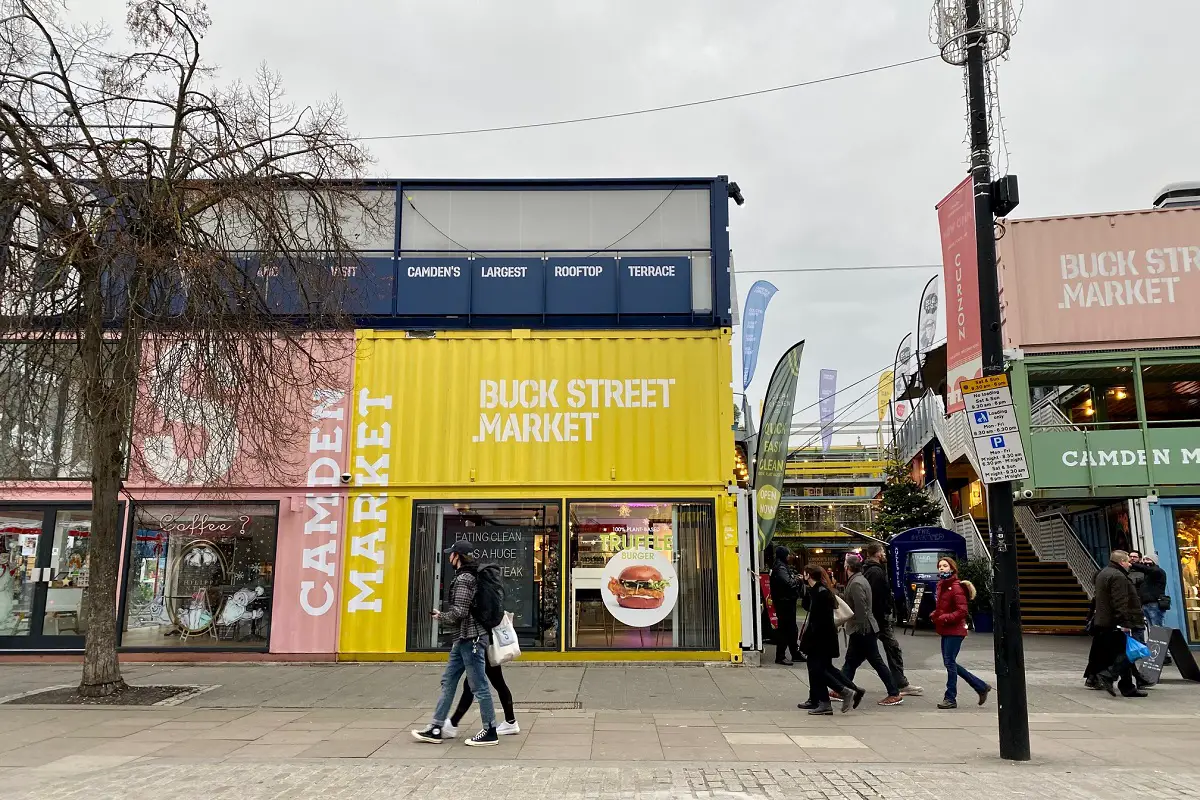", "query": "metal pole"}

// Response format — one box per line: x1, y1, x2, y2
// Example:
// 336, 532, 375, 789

963, 0, 1031, 762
